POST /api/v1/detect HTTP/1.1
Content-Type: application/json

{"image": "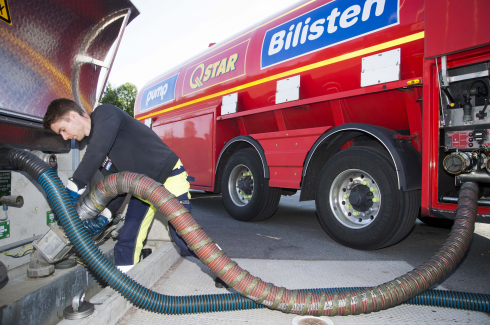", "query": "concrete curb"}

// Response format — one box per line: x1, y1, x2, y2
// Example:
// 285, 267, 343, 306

58, 242, 180, 325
